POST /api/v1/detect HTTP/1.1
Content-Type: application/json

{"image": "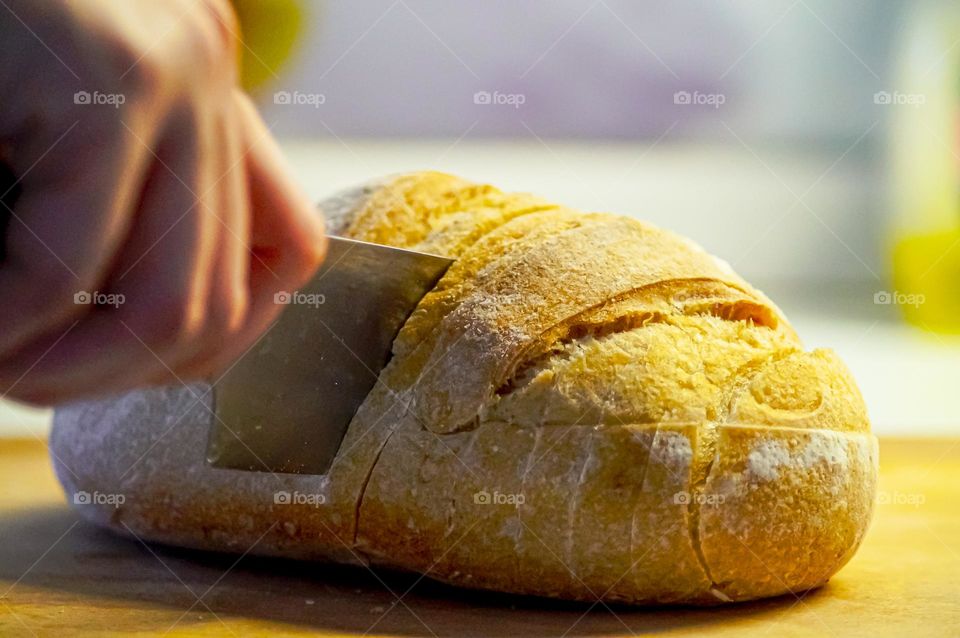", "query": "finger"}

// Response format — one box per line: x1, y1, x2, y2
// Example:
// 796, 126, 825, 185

170, 101, 258, 379
235, 92, 326, 298
175, 91, 325, 380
